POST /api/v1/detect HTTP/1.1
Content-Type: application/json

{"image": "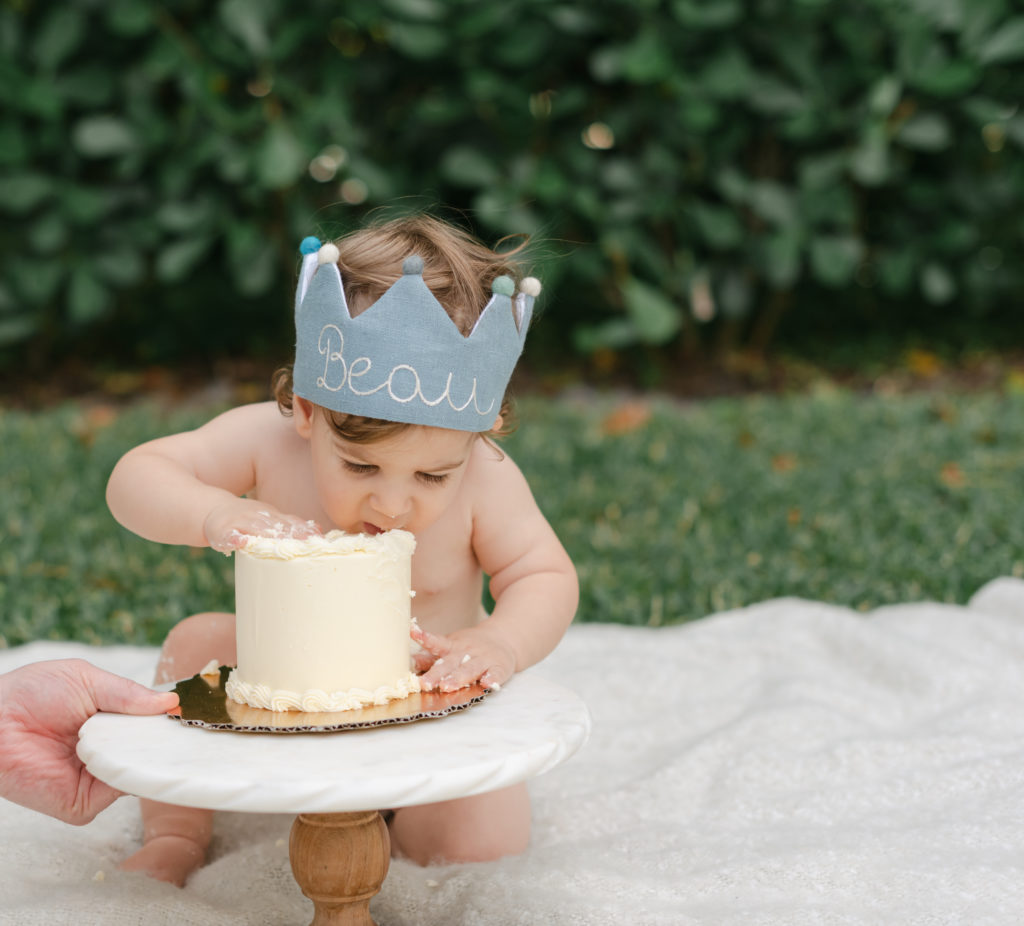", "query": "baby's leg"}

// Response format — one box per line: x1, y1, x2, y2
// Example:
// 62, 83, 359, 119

121, 612, 236, 886
389, 782, 530, 866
